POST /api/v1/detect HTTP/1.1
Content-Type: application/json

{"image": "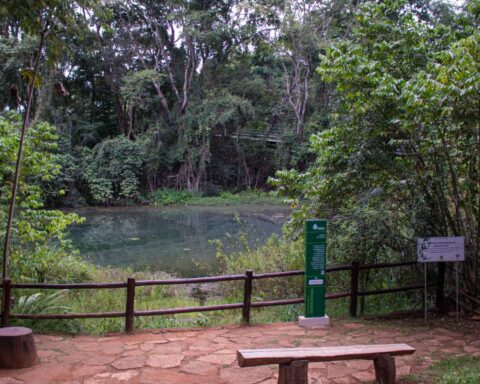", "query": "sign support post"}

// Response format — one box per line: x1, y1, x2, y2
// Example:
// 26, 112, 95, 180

424, 263, 427, 322
455, 261, 459, 321
299, 219, 330, 327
